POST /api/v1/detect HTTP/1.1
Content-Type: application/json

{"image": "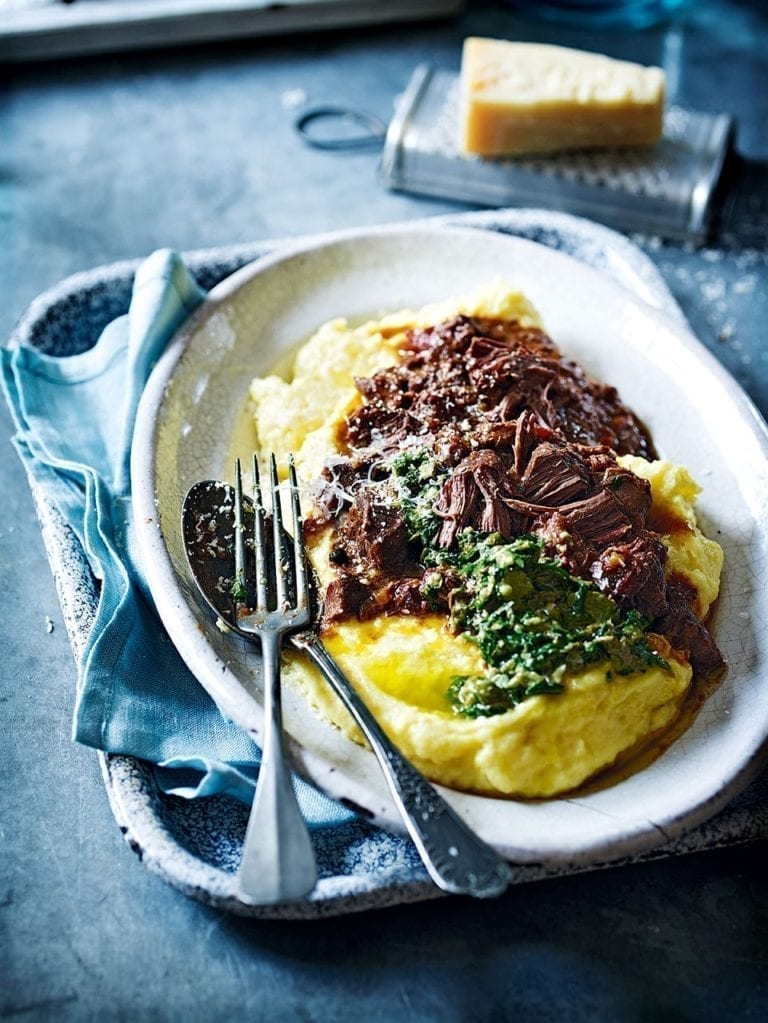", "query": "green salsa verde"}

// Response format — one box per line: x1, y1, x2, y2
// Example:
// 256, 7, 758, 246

447, 532, 669, 718
390, 449, 669, 719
